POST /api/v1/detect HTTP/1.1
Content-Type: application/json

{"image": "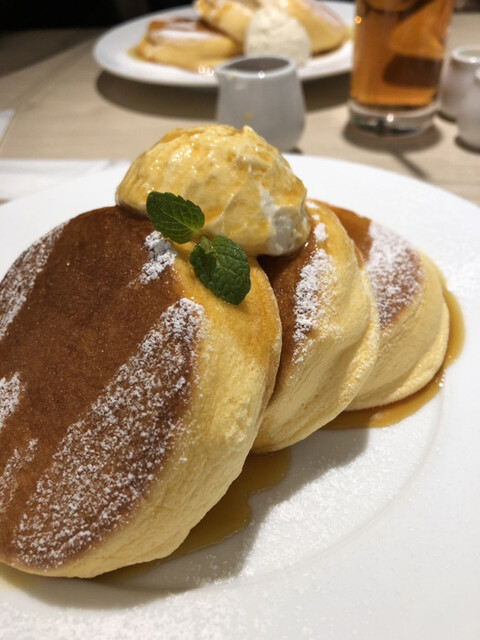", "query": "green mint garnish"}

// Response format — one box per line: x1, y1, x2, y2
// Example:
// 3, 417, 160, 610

146, 191, 251, 305
190, 235, 251, 306
146, 191, 204, 244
